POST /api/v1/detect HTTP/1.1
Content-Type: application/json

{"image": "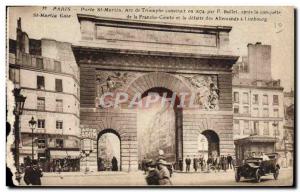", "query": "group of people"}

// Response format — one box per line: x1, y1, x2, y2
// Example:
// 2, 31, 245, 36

97, 156, 119, 171
185, 154, 234, 173
48, 158, 80, 172
144, 150, 173, 185
23, 159, 43, 185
